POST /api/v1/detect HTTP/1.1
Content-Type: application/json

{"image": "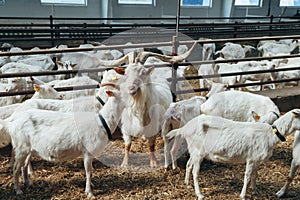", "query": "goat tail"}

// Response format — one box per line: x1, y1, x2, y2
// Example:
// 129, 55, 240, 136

166, 128, 181, 140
